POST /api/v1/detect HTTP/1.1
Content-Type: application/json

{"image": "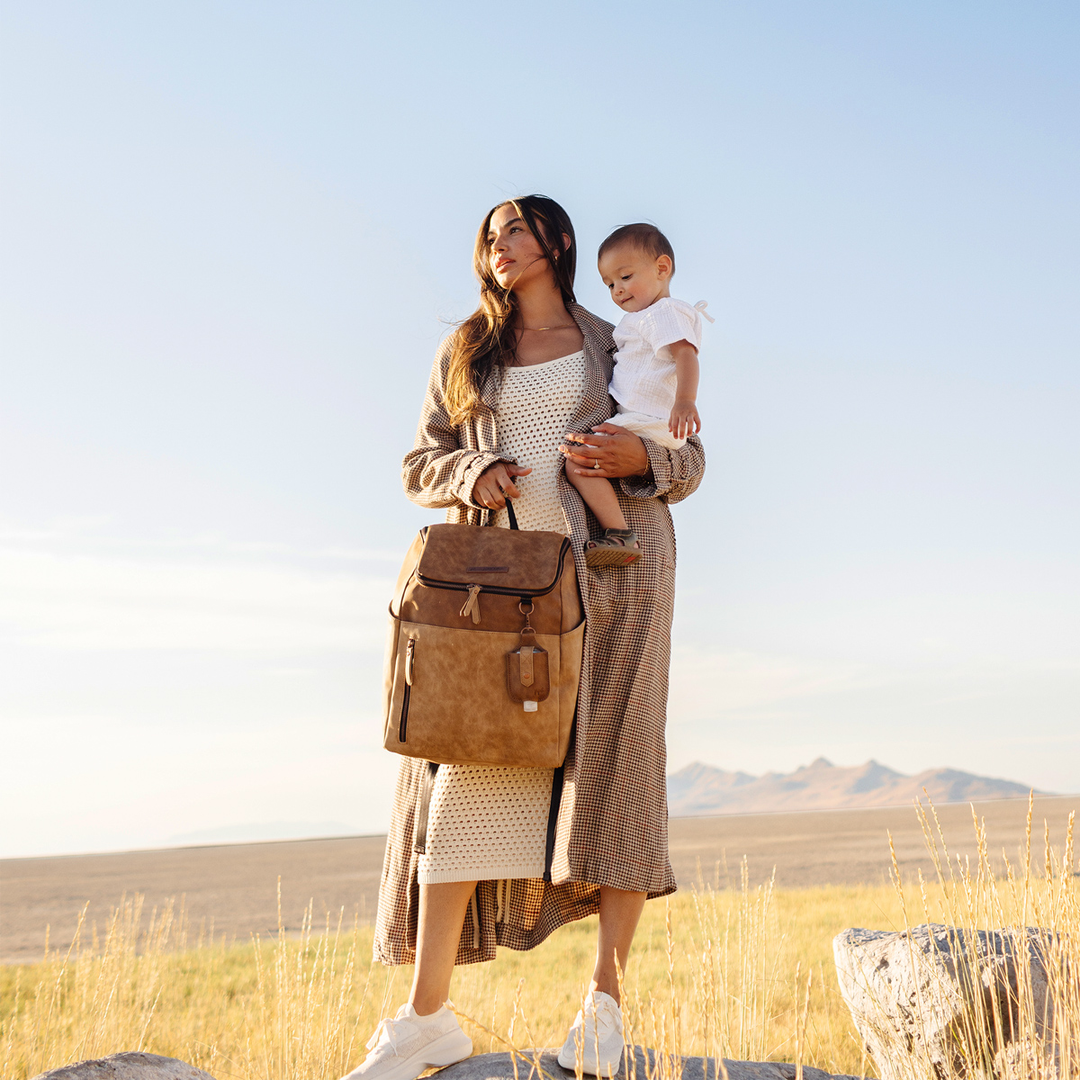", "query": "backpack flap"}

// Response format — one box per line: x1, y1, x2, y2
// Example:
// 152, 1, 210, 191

416, 522, 571, 598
